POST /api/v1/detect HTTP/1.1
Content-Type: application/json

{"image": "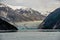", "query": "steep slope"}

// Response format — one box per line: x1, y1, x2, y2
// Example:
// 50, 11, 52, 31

15, 8, 45, 21
38, 8, 60, 29
0, 18, 18, 32
0, 3, 45, 23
